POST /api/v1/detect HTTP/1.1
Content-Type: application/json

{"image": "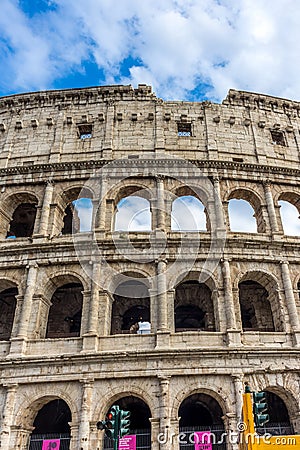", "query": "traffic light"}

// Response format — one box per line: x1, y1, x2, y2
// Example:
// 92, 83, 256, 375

97, 405, 120, 439
252, 391, 269, 427
119, 409, 131, 438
